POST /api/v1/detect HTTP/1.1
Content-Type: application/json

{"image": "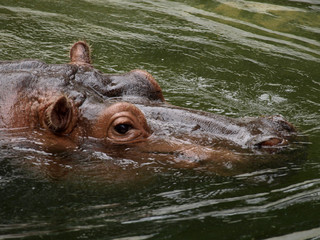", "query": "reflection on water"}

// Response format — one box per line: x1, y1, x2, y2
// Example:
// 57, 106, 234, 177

1, 0, 320, 239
